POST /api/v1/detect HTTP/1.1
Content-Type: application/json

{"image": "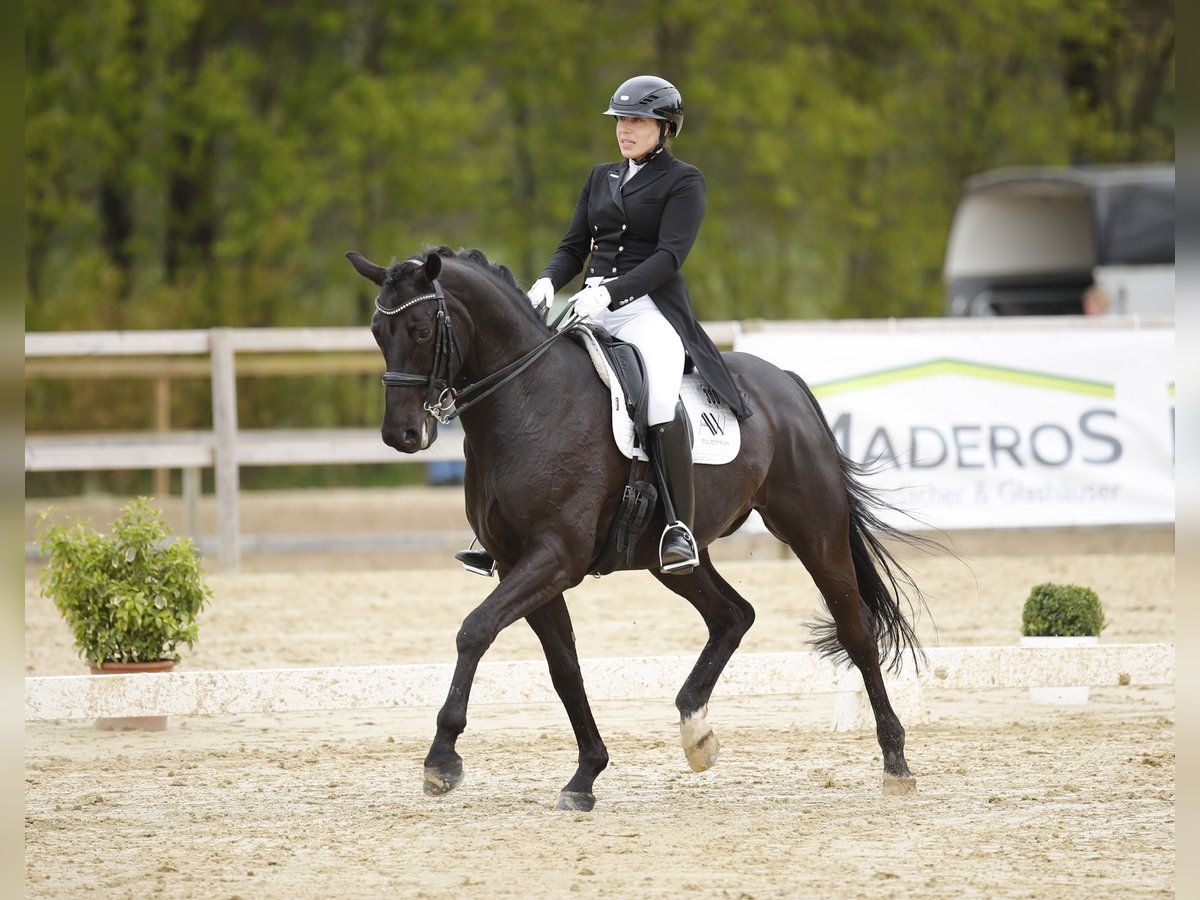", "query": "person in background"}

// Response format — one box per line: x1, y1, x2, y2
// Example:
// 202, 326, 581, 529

1083, 284, 1113, 316
456, 74, 750, 578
